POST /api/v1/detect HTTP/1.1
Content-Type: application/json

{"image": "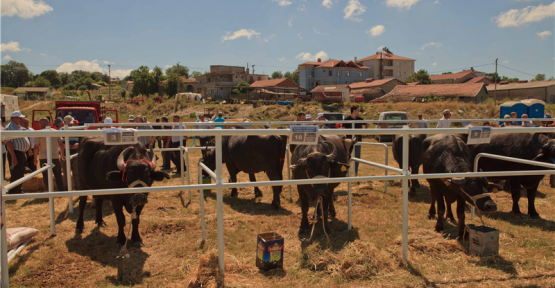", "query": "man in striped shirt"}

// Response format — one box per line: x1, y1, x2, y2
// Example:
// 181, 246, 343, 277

165, 115, 187, 172
4, 111, 31, 194
135, 115, 156, 148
